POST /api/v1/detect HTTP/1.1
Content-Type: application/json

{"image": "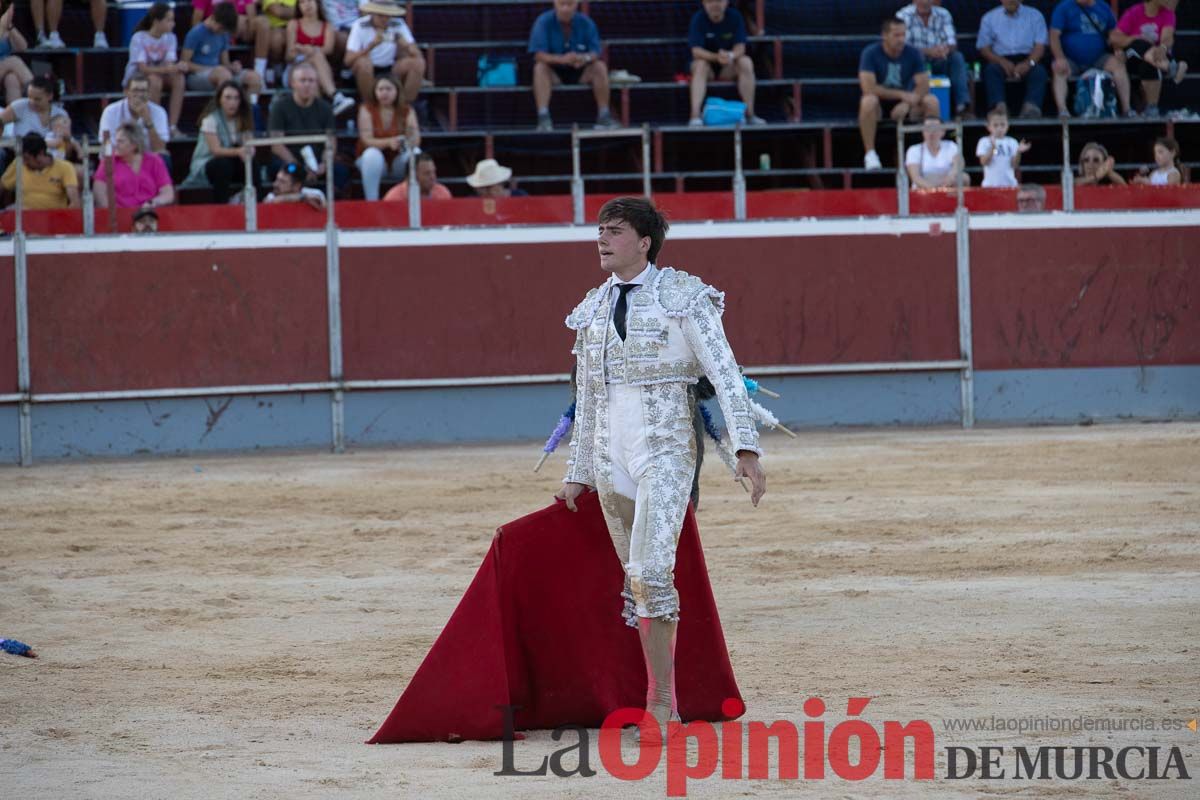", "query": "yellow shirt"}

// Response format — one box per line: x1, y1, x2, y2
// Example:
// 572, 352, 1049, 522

264, 0, 298, 29
1, 158, 77, 209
